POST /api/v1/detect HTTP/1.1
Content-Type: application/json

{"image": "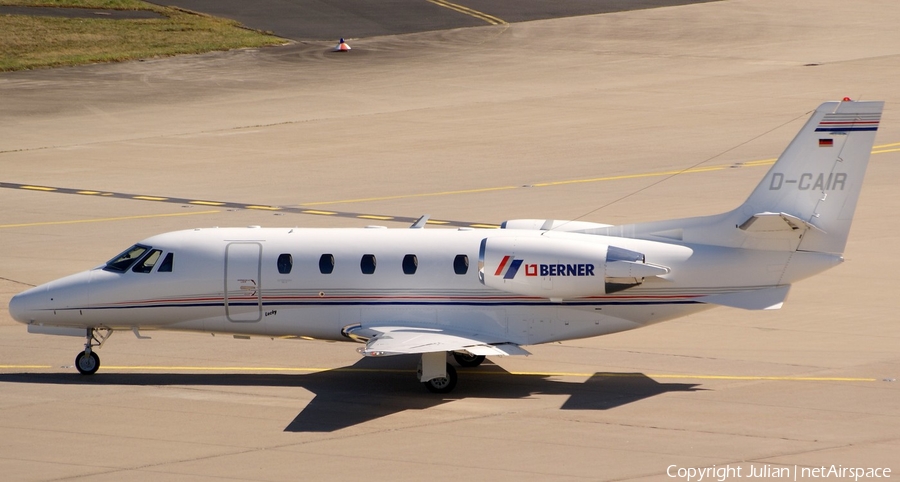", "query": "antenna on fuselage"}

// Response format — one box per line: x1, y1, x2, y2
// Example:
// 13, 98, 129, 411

410, 214, 430, 229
